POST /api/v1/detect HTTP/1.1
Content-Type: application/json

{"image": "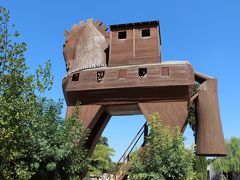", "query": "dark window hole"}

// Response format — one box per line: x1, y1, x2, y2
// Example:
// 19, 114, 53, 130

118, 31, 127, 39
142, 29, 150, 37
97, 71, 105, 82
139, 68, 147, 78
72, 73, 79, 82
